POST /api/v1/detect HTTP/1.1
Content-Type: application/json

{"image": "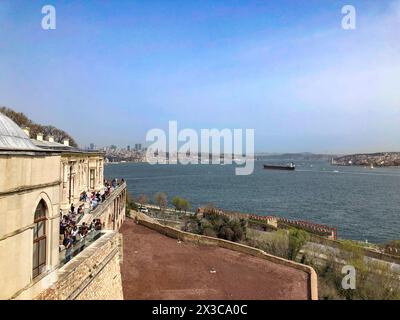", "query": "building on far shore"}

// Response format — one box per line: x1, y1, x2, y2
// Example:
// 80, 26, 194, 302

0, 113, 126, 300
